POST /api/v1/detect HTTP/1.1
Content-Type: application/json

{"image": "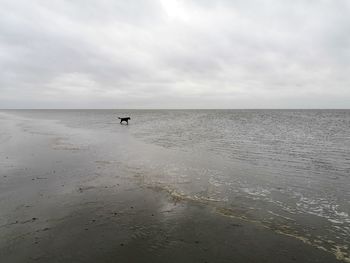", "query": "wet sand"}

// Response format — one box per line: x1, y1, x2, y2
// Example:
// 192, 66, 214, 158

0, 112, 342, 263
